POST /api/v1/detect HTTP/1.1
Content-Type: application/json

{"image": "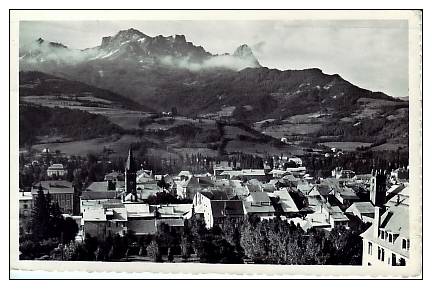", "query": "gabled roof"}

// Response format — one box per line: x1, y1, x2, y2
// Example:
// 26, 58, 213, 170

272, 189, 299, 213
210, 200, 245, 218
386, 184, 409, 207
246, 183, 262, 193
328, 206, 349, 221
200, 190, 230, 201
244, 201, 275, 214
81, 190, 117, 200
86, 181, 109, 192
31, 180, 74, 195
247, 191, 271, 204
346, 202, 375, 214
361, 205, 410, 257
